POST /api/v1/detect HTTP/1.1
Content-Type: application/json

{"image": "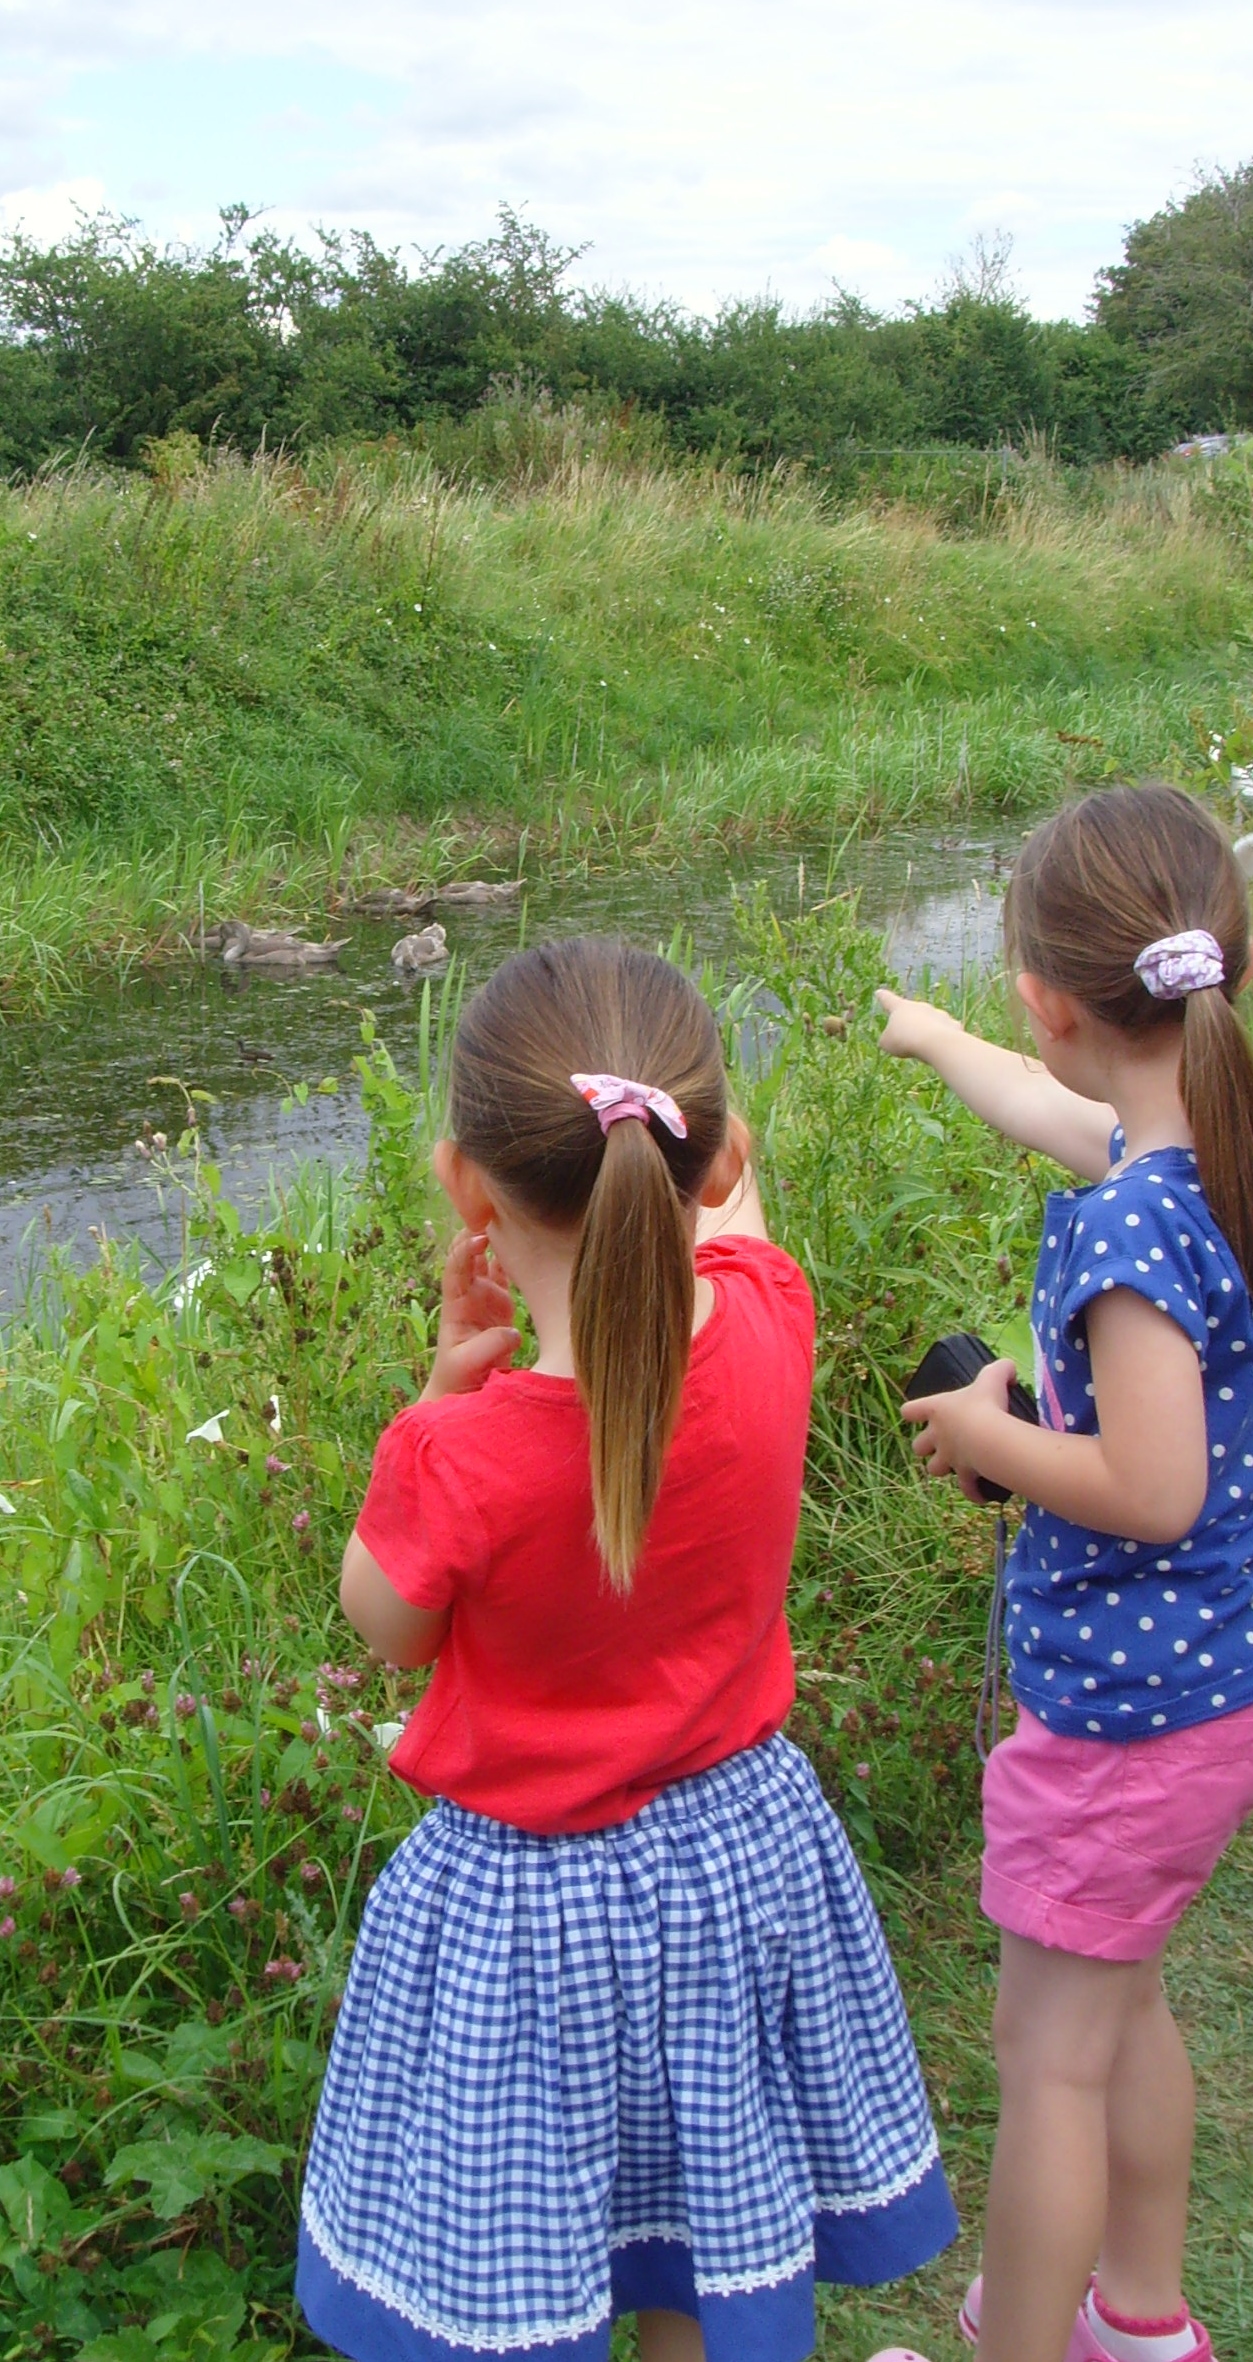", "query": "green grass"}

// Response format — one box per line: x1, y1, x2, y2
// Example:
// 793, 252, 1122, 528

1, 442, 1251, 1011
1, 911, 1250, 2360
